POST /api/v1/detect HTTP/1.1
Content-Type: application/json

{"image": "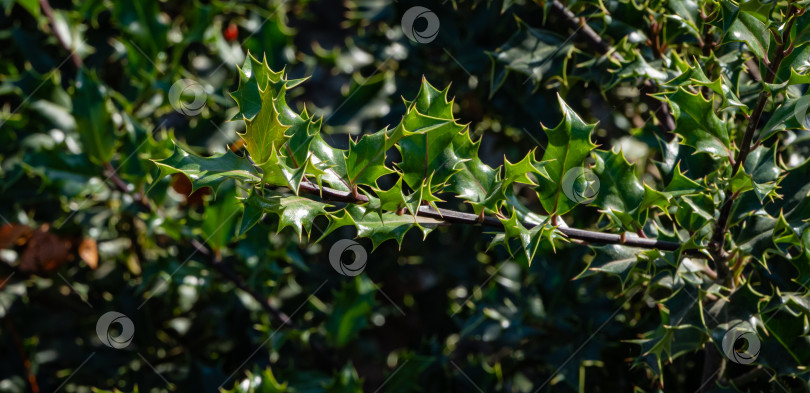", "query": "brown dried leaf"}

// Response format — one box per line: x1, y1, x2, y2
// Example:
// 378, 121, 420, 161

0, 224, 32, 249
19, 224, 74, 274
78, 238, 98, 269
